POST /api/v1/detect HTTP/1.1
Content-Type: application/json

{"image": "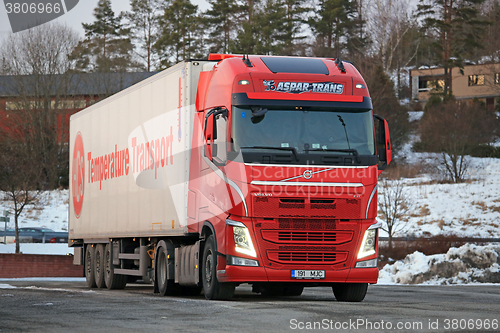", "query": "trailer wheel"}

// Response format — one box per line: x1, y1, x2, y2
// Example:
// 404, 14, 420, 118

85, 245, 97, 288
104, 243, 127, 289
94, 244, 106, 288
202, 235, 235, 300
156, 240, 181, 296
332, 283, 368, 302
